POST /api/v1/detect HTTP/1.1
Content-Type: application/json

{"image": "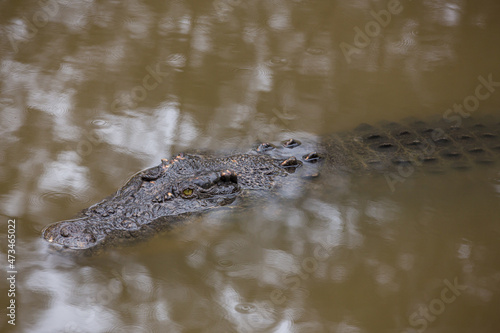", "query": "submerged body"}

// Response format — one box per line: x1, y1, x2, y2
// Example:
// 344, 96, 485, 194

42, 117, 500, 252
